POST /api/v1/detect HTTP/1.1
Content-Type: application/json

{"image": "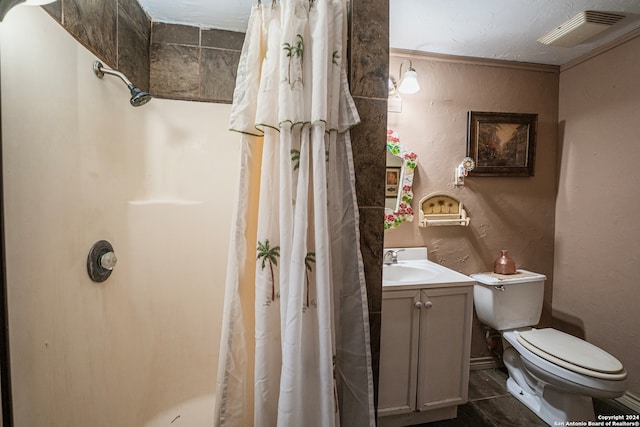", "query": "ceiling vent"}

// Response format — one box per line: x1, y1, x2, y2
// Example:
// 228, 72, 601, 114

537, 11, 626, 47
